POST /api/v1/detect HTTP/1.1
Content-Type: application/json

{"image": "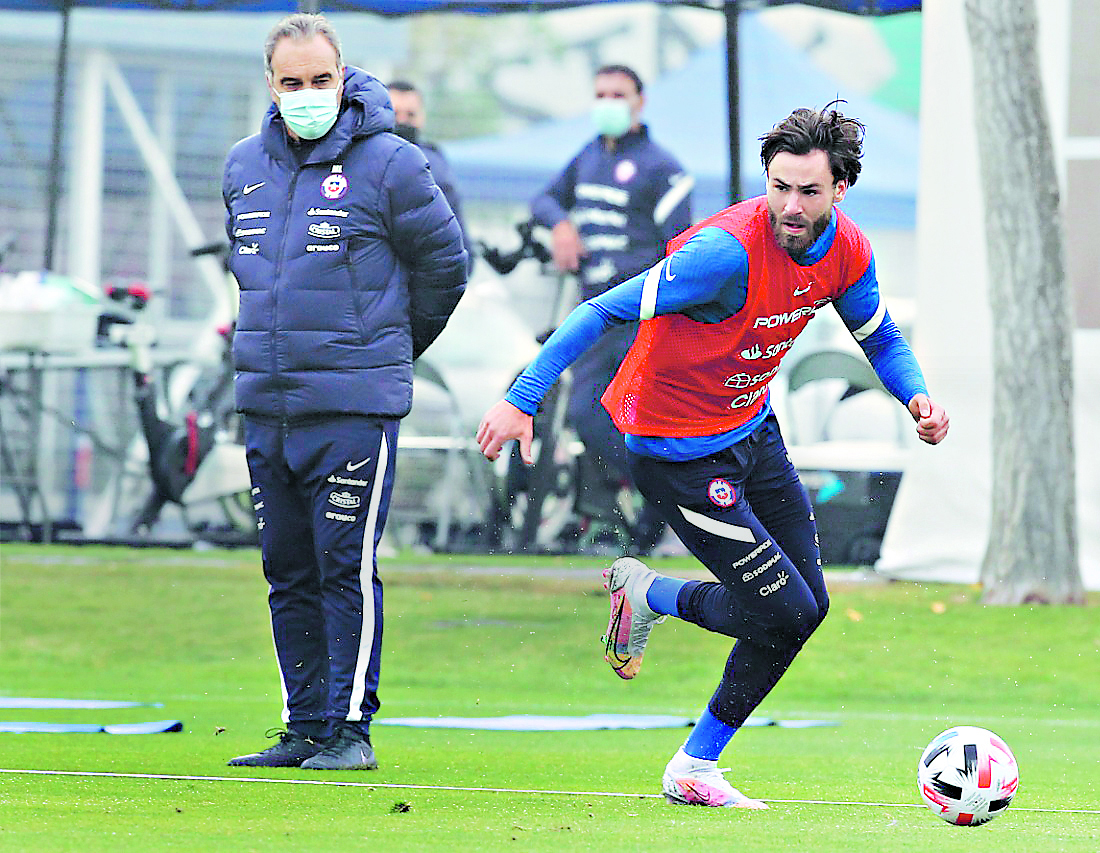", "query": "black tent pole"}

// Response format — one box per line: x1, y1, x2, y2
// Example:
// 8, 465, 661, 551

43, 0, 72, 271
725, 0, 740, 203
